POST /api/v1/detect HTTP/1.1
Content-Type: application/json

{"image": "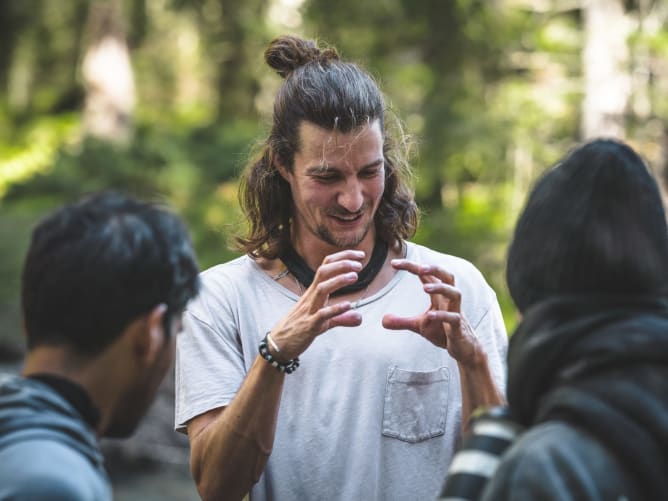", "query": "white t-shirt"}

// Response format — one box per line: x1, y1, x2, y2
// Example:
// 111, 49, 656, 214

175, 241, 507, 500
